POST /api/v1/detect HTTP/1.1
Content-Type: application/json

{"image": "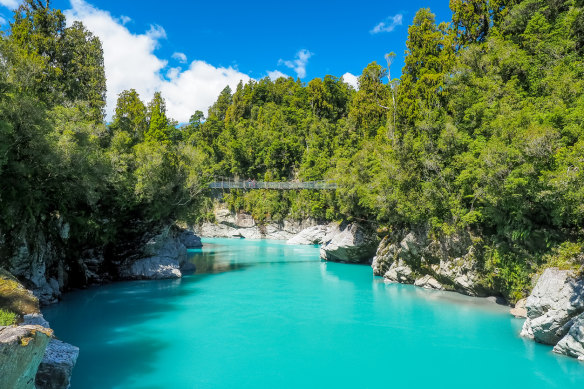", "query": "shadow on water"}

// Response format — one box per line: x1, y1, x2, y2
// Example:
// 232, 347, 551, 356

43, 278, 197, 389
